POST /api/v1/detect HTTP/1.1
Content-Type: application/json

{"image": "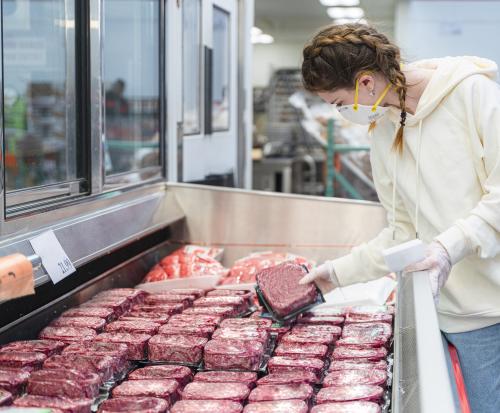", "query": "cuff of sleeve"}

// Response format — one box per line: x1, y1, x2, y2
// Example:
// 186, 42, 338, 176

435, 225, 473, 265
330, 254, 358, 288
